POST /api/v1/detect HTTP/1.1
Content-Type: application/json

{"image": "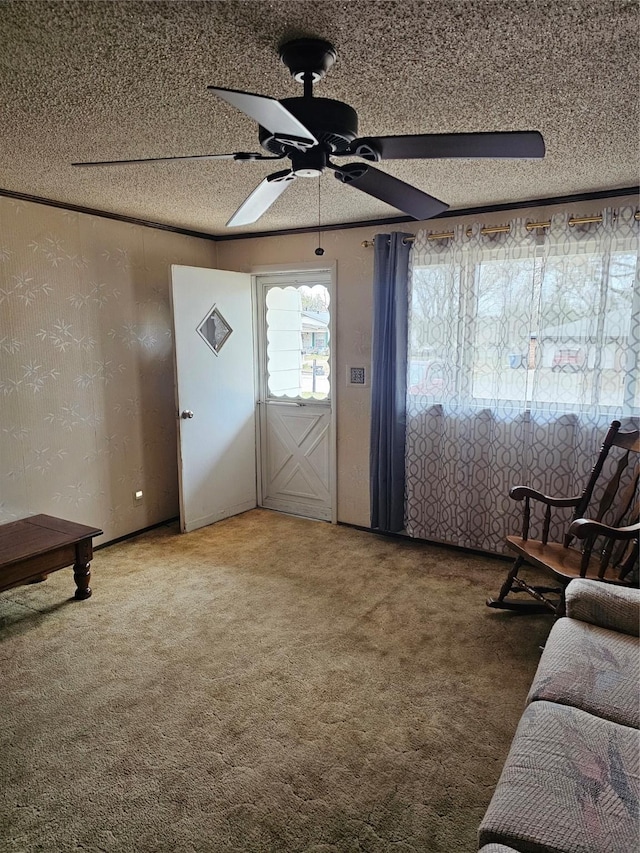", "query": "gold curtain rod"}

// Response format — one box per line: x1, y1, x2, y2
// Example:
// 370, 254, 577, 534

361, 210, 640, 247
